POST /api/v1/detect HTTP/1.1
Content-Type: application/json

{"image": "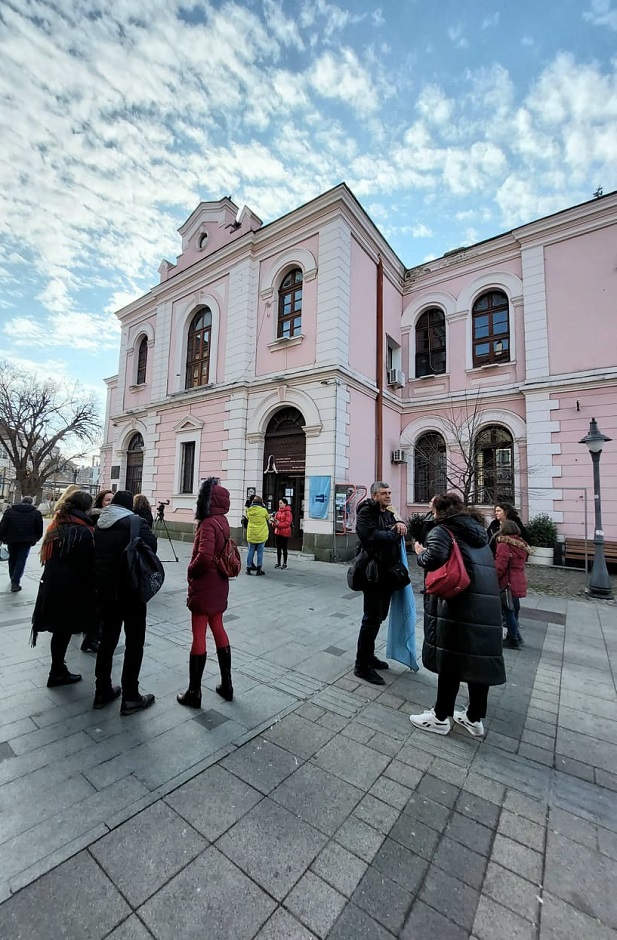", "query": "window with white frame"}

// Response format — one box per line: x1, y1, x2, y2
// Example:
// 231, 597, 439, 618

415, 308, 446, 377
136, 337, 148, 385
277, 268, 303, 338
472, 291, 510, 367
185, 307, 212, 389
180, 441, 196, 494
